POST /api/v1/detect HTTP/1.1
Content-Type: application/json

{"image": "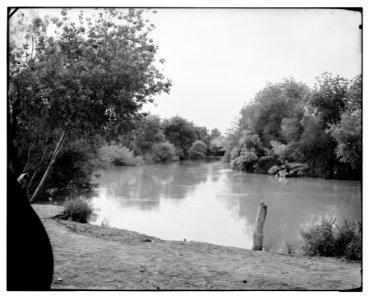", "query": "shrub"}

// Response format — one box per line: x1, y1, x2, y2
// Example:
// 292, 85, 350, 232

300, 218, 361, 260
39, 141, 99, 201
62, 197, 94, 223
151, 141, 178, 163
229, 147, 241, 160
253, 155, 278, 174
230, 150, 258, 172
189, 140, 207, 159
99, 144, 142, 166
336, 220, 362, 260
270, 140, 288, 163
241, 133, 265, 156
